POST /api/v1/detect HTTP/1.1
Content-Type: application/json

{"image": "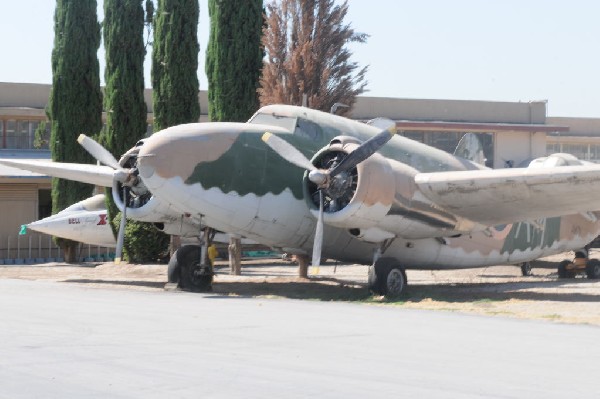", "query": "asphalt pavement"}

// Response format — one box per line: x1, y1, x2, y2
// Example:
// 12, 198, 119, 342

0, 279, 598, 398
